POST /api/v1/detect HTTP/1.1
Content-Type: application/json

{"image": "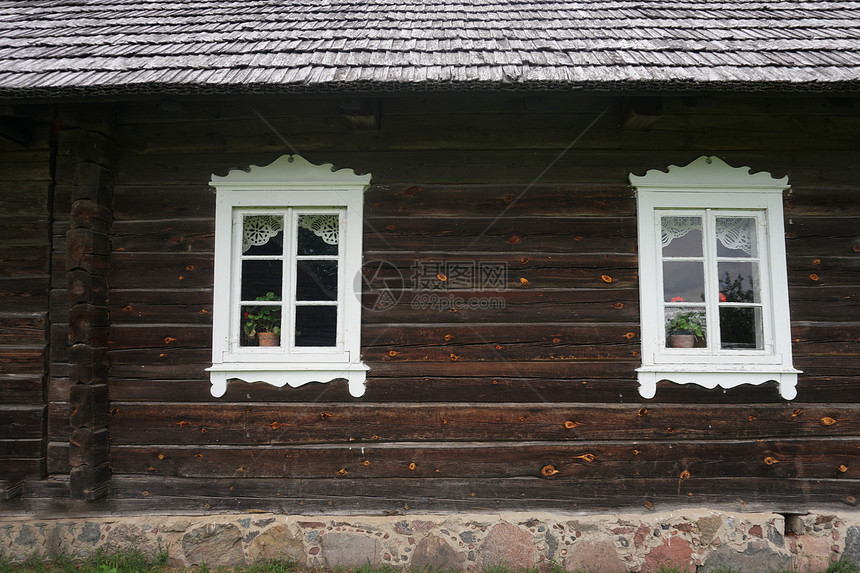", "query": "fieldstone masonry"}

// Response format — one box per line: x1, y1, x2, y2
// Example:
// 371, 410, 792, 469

1, 510, 858, 571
